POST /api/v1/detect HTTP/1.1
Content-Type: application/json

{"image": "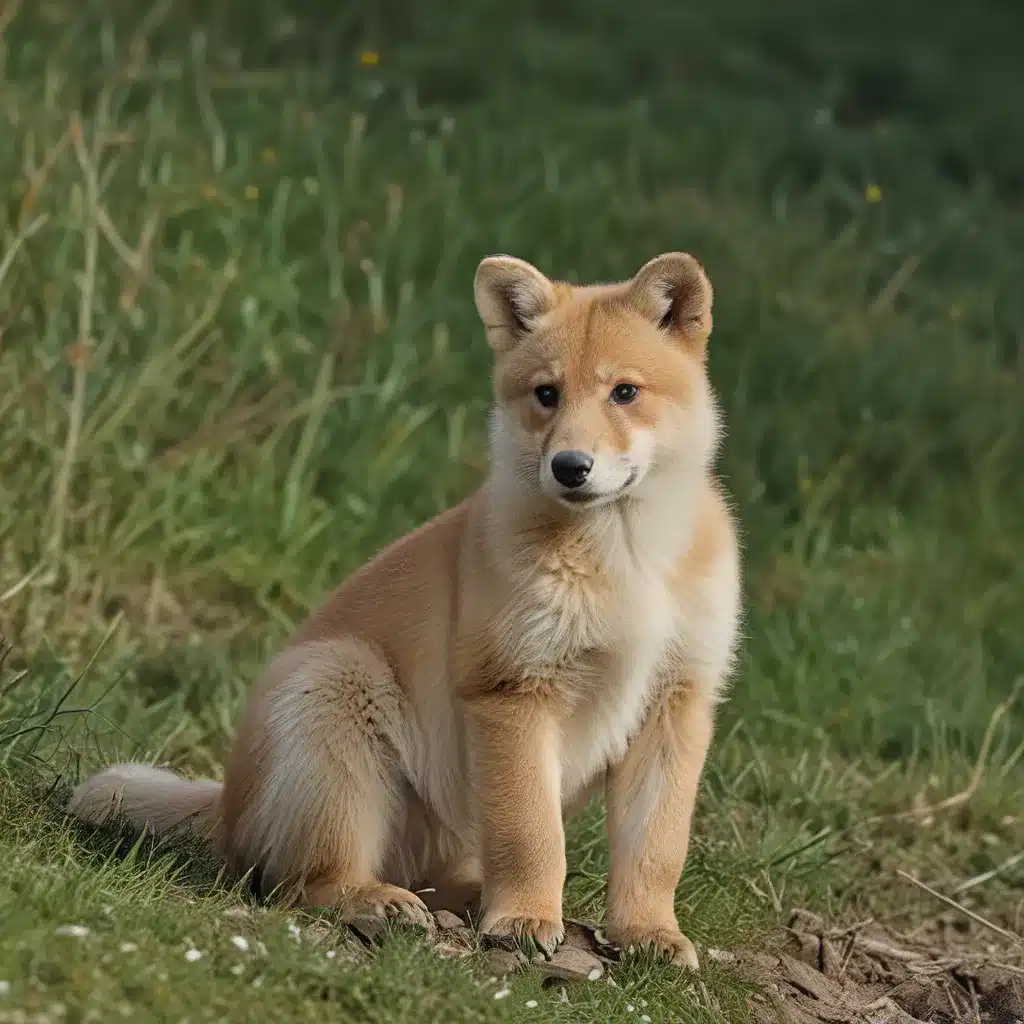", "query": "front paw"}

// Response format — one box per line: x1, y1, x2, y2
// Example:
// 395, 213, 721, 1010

480, 912, 565, 959
606, 925, 699, 970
